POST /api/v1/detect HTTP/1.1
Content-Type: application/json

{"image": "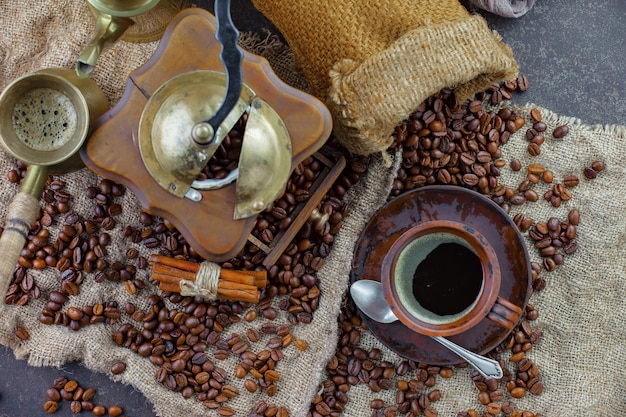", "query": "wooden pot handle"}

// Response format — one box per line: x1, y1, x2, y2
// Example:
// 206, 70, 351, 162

0, 166, 47, 302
